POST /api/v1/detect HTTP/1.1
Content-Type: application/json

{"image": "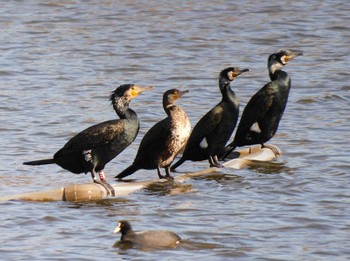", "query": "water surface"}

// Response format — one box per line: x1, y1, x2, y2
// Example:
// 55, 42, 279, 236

1, 1, 349, 260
